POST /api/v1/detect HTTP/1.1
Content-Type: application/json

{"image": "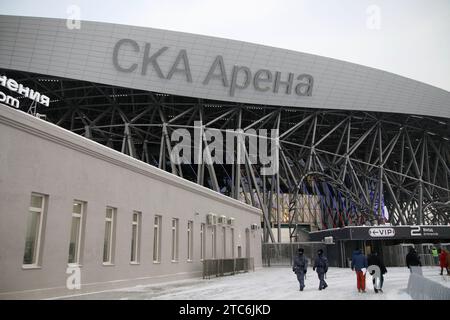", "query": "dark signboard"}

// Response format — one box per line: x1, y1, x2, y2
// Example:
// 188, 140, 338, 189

309, 225, 450, 241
